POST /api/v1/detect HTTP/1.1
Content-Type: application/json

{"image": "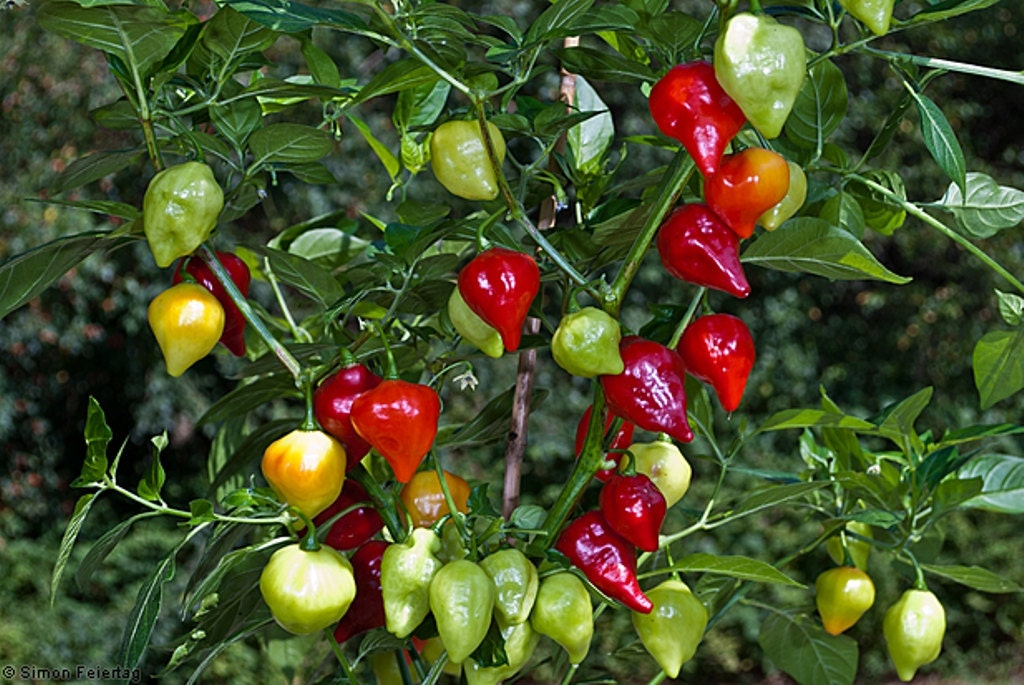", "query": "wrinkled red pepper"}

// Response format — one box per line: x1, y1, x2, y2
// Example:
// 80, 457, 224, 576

172, 251, 251, 356
598, 473, 666, 553
349, 379, 441, 483
656, 204, 750, 299
677, 313, 756, 413
333, 539, 389, 644
313, 479, 385, 551
314, 360, 382, 465
457, 247, 540, 352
